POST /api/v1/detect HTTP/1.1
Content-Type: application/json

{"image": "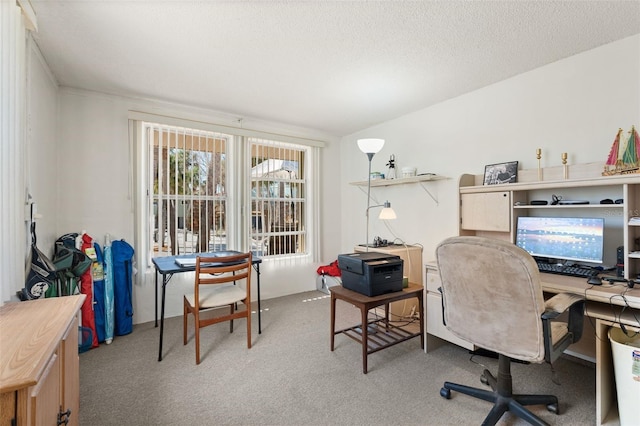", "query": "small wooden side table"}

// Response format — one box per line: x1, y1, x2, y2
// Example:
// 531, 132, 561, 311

330, 283, 424, 374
